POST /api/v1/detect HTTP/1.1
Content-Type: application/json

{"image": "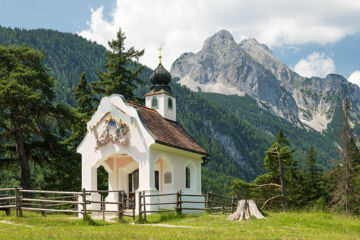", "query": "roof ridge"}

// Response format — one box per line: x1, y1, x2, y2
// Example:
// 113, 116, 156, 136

127, 101, 157, 112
